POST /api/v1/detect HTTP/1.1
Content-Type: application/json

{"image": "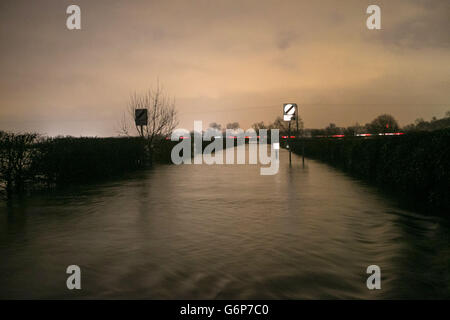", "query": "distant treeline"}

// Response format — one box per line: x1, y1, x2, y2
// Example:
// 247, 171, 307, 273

289, 129, 450, 213
250, 111, 450, 137
0, 132, 175, 197
403, 113, 450, 132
